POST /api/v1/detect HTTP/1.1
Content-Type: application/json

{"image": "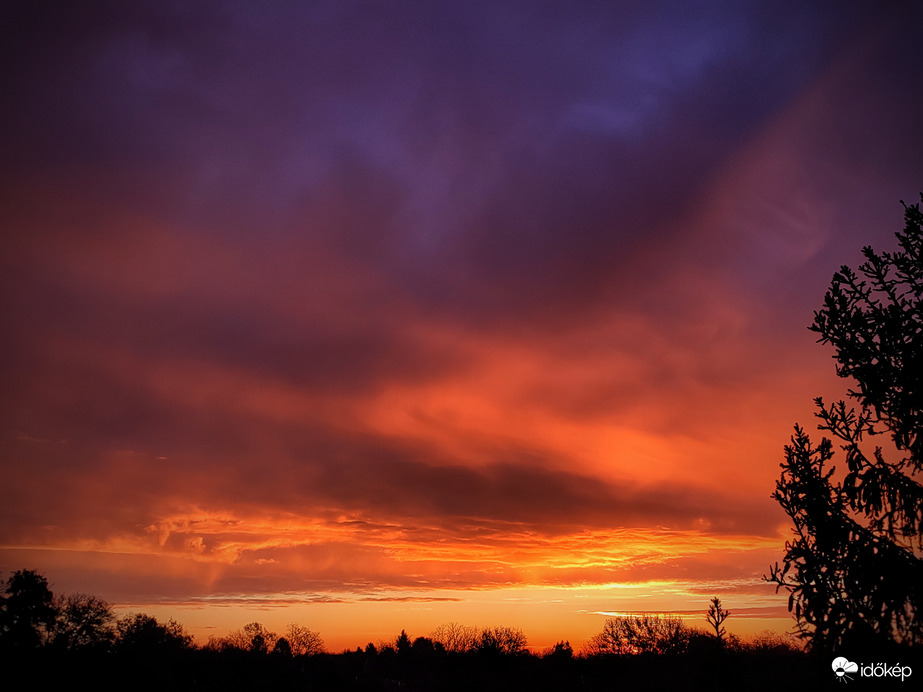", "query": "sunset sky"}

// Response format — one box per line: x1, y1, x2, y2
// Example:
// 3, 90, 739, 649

2, 0, 922, 651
